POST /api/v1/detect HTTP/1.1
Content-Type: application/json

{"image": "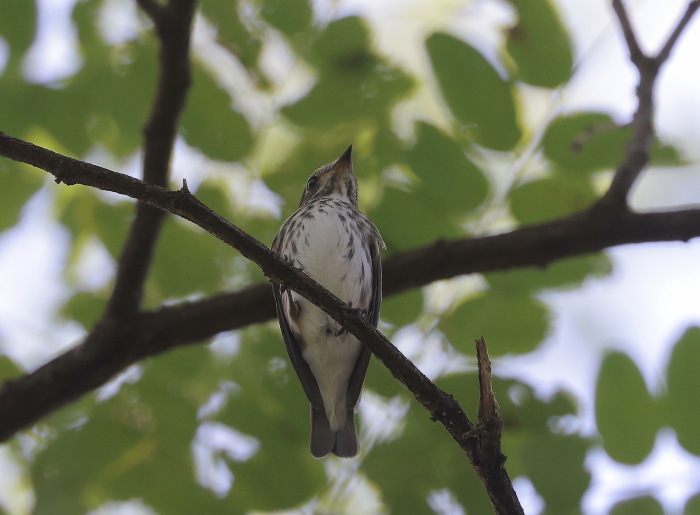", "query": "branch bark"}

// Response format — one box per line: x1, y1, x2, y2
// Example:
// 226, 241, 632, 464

0, 0, 699, 513
1, 135, 700, 423
105, 0, 195, 317
2, 130, 700, 341
601, 0, 700, 207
